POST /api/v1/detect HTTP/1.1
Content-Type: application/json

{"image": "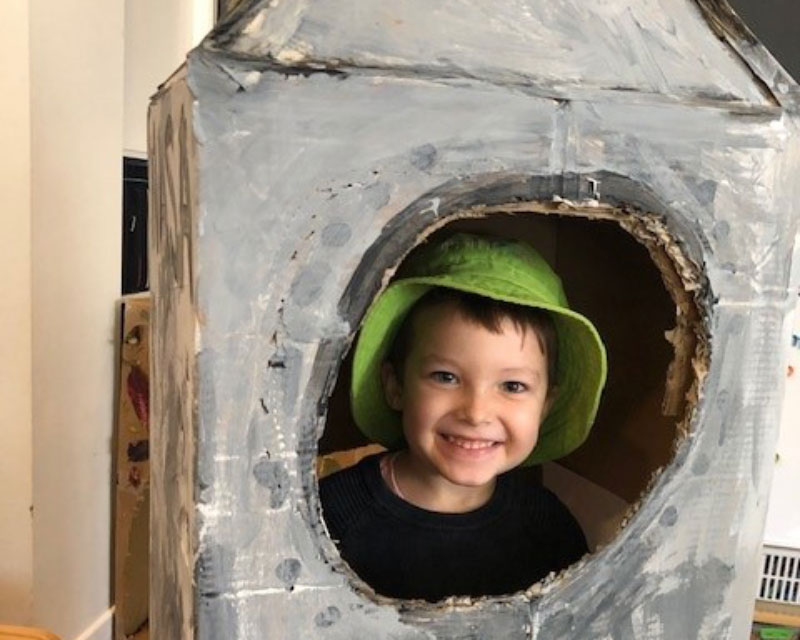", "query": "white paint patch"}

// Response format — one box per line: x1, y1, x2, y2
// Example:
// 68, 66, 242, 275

631, 605, 664, 638
422, 197, 440, 218
242, 71, 262, 88
276, 47, 310, 64
221, 584, 341, 599
256, 293, 271, 310
242, 9, 267, 37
